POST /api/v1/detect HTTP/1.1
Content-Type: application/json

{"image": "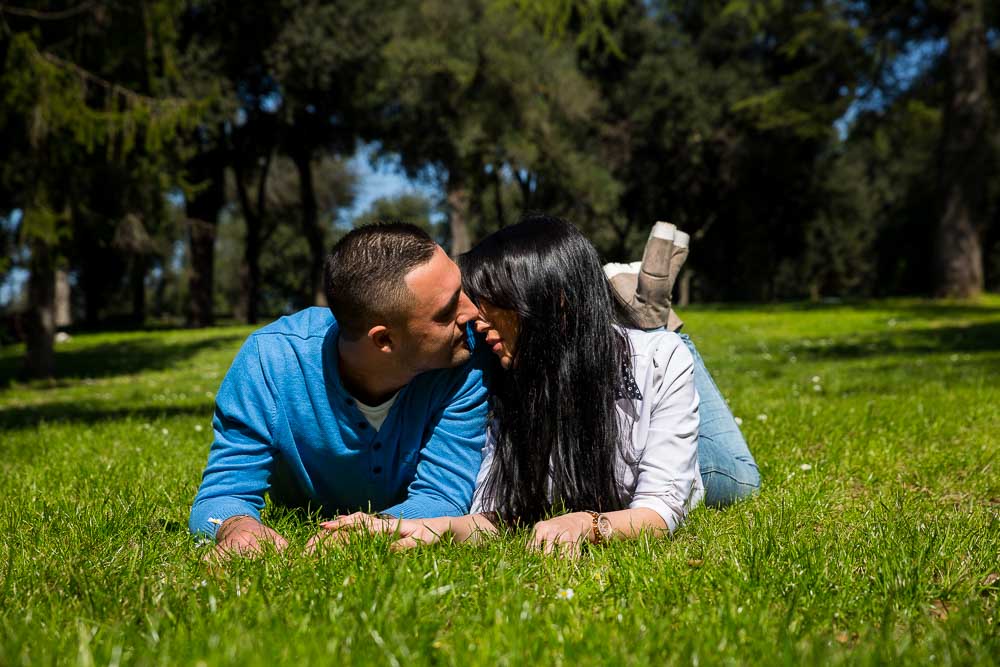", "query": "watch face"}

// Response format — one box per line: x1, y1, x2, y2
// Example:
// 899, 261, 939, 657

597, 515, 613, 540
